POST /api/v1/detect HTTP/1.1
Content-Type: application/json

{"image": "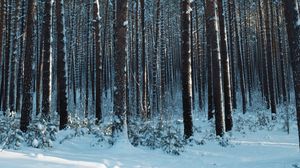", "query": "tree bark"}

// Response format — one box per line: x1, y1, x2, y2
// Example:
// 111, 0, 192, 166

205, 0, 225, 137
282, 0, 300, 148
20, 0, 35, 132
93, 0, 102, 123
56, 0, 68, 130
181, 0, 193, 139
113, 0, 128, 131
41, 0, 52, 121
218, 0, 233, 132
